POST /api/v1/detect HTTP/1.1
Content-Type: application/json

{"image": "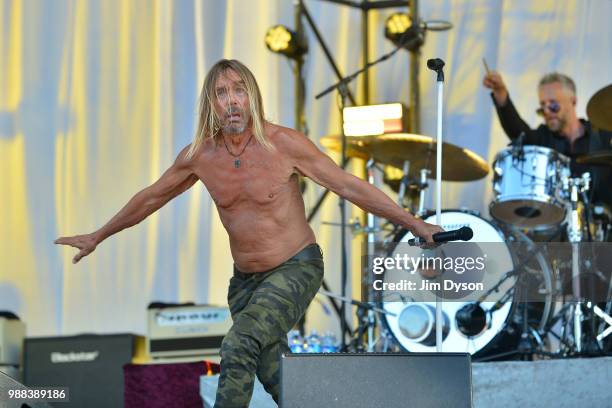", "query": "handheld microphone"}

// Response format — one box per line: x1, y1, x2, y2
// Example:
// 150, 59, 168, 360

407, 226, 473, 246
